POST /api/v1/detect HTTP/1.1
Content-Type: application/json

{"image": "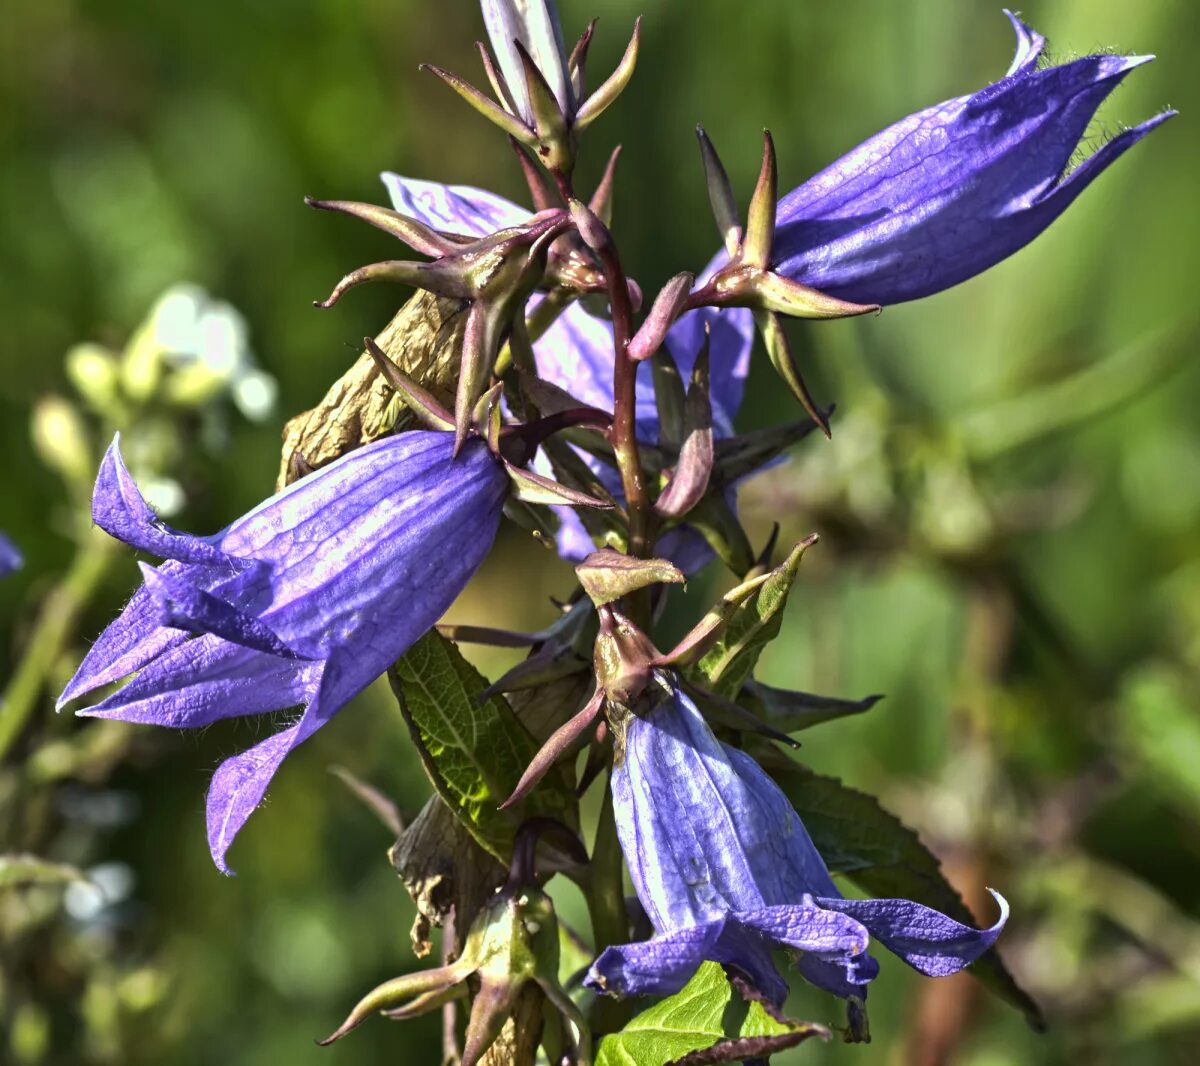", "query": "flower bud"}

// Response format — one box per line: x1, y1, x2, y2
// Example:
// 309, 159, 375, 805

31, 396, 93, 491
65, 343, 122, 417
